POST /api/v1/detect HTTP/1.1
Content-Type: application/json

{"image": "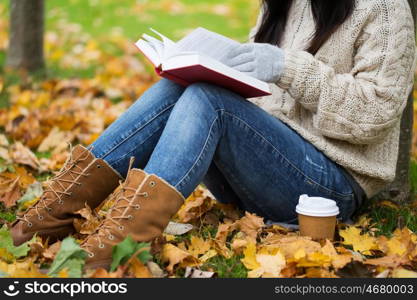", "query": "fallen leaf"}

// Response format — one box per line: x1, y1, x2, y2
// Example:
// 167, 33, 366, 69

187, 236, 211, 257
43, 241, 62, 260
37, 127, 74, 153
184, 267, 215, 278
10, 142, 40, 170
392, 268, 417, 278
161, 244, 200, 273
17, 181, 43, 206
213, 221, 237, 258
129, 257, 152, 278
241, 243, 260, 270
364, 255, 411, 269
74, 204, 101, 235
339, 226, 378, 255
236, 212, 264, 242
176, 187, 214, 222
147, 261, 165, 278
48, 237, 87, 278
321, 239, 352, 269
0, 177, 21, 208
164, 221, 193, 236
244, 246, 286, 278
0, 225, 35, 259
110, 236, 151, 272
